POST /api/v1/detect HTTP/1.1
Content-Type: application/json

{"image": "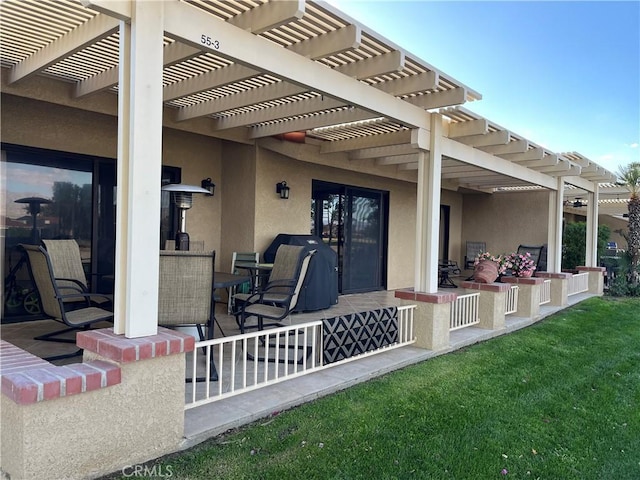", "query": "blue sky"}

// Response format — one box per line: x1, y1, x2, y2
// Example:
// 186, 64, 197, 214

328, 1, 640, 176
